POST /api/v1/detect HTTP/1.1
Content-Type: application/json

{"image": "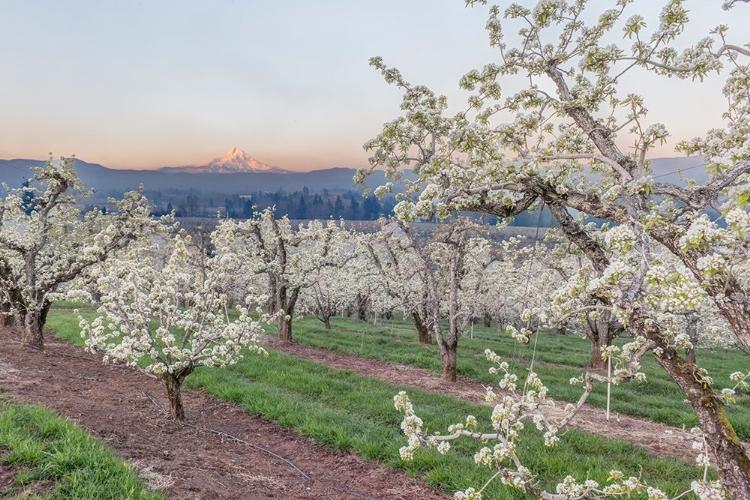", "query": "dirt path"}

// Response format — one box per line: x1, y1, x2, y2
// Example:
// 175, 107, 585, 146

0, 327, 448, 500
263, 338, 750, 464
